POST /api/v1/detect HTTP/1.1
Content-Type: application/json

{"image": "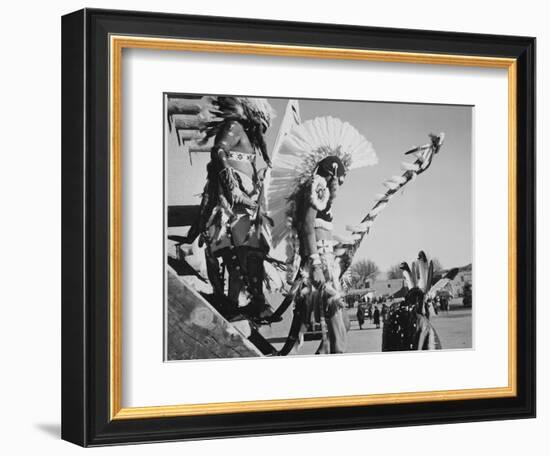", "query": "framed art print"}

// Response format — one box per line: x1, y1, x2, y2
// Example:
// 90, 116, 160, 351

61, 8, 535, 446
